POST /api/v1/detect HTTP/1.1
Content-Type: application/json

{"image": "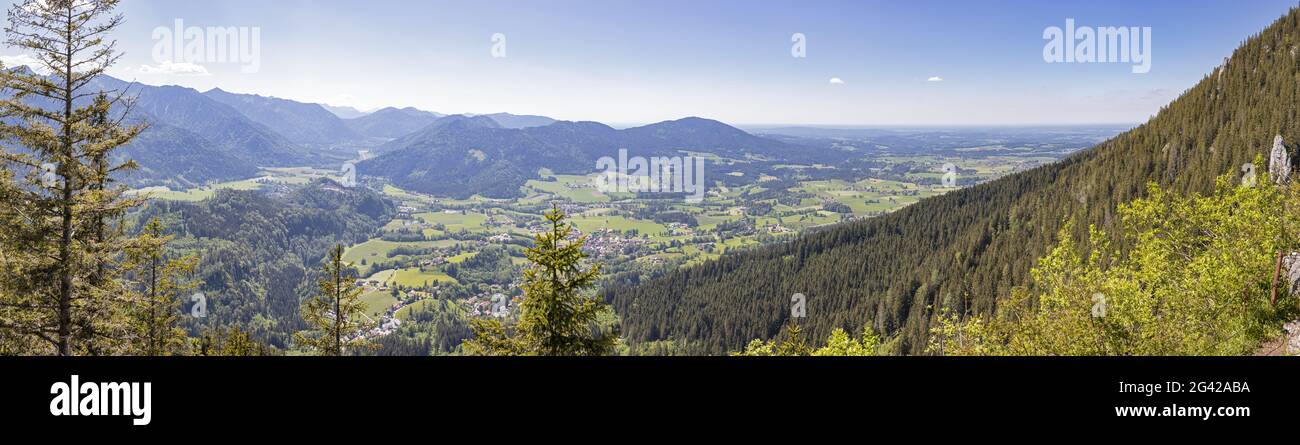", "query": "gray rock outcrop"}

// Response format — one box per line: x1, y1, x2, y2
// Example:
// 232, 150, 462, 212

1270, 135, 1291, 185
1285, 320, 1300, 355
1283, 253, 1300, 297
